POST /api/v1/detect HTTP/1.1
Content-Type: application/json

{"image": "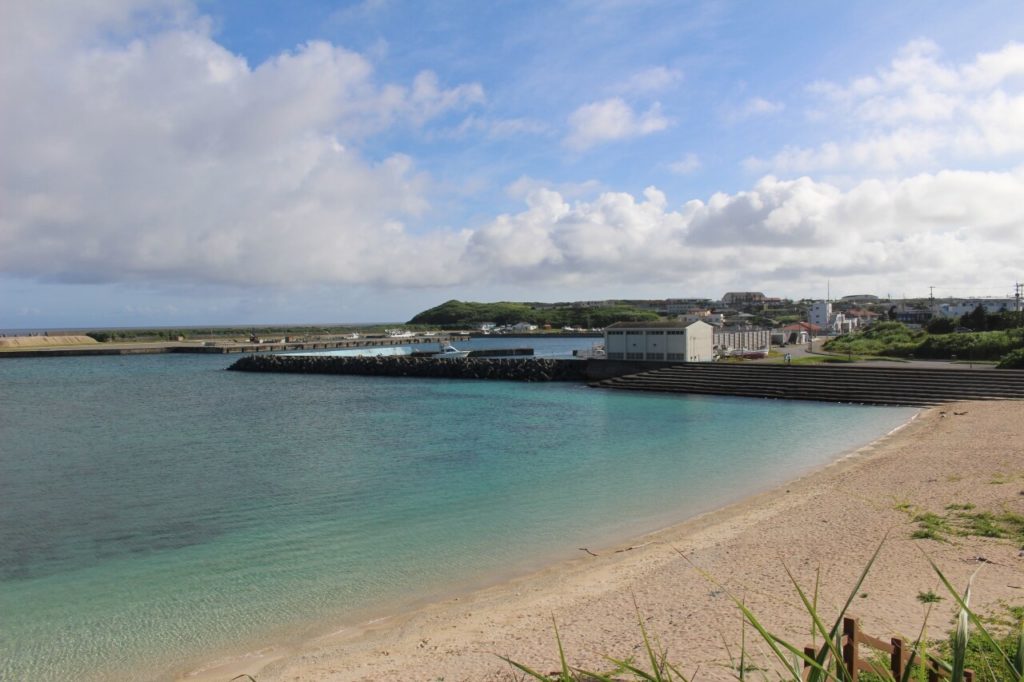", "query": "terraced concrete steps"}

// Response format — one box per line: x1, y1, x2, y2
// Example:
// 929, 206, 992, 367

590, 362, 1024, 406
